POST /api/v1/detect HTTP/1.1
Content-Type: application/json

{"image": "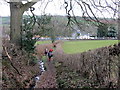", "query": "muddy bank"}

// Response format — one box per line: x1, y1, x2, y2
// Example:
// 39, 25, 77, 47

35, 61, 58, 88
2, 41, 40, 88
